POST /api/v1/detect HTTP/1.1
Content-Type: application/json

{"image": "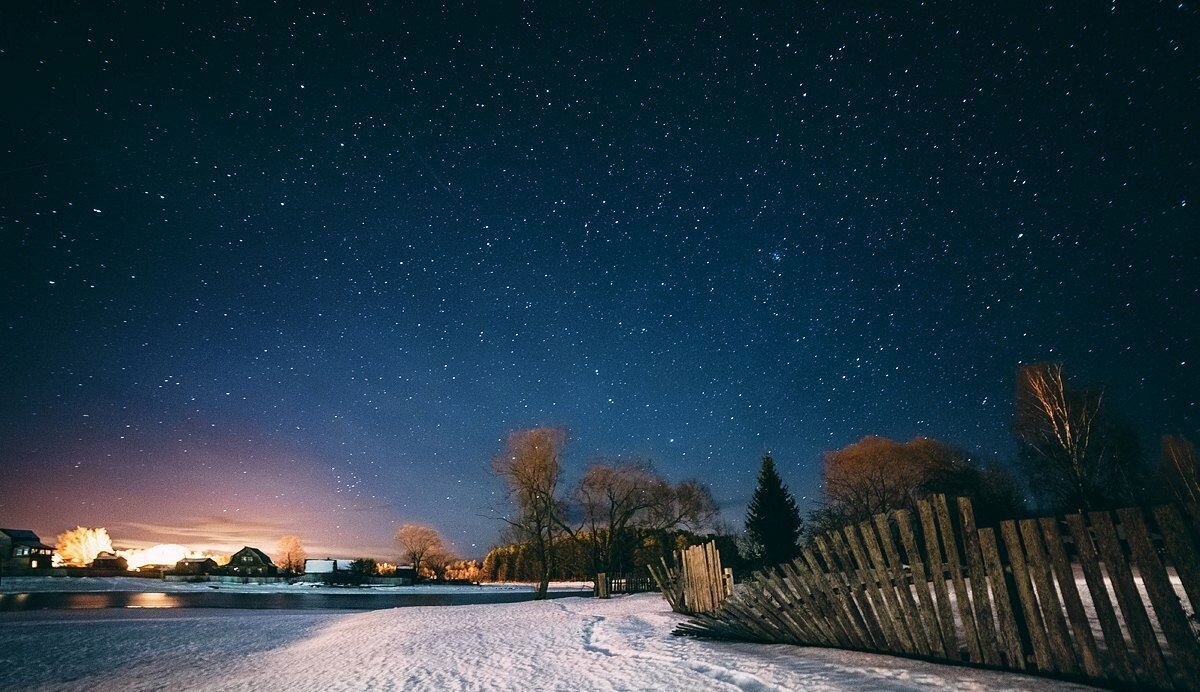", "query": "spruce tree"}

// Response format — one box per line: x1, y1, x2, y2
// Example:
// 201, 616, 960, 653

744, 454, 804, 567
